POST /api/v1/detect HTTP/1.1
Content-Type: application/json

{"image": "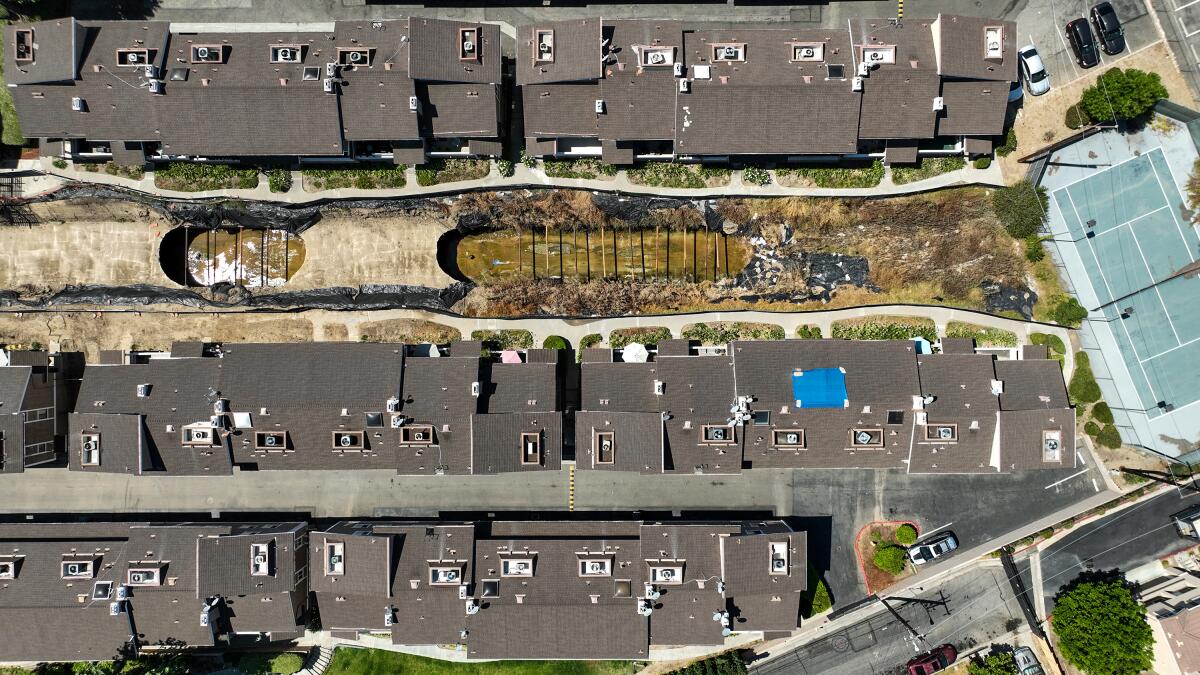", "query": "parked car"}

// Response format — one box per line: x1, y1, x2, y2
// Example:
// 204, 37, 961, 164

907, 531, 959, 565
1014, 646, 1046, 675
1018, 44, 1051, 95
1066, 18, 1100, 68
907, 644, 958, 675
1090, 2, 1126, 55
1009, 80, 1024, 103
